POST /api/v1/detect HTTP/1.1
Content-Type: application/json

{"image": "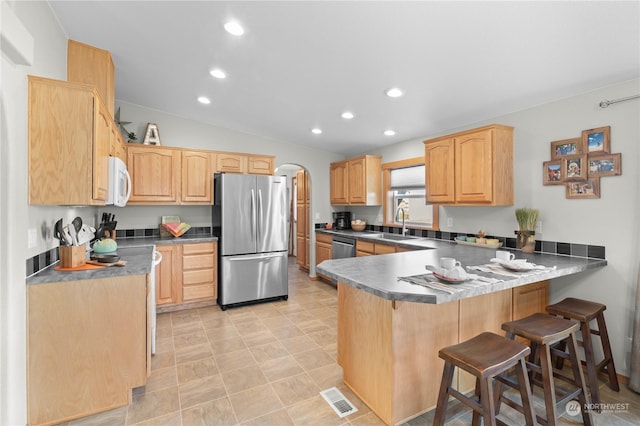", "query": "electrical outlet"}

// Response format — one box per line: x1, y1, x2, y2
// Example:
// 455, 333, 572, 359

315, 212, 321, 220
536, 221, 543, 234
447, 218, 454, 228
28, 228, 37, 248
